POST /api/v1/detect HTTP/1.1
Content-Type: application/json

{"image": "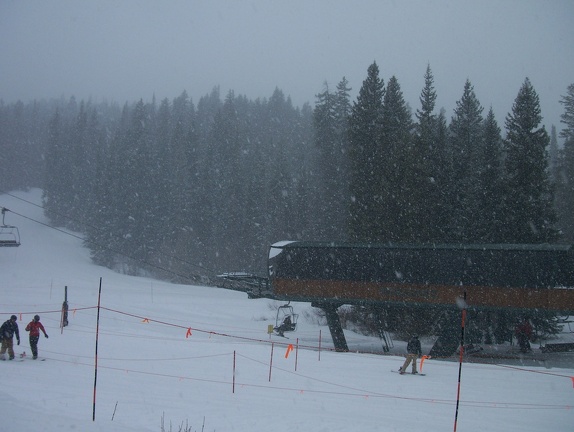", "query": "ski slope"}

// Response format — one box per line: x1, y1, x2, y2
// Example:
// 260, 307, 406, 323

1, 189, 573, 432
